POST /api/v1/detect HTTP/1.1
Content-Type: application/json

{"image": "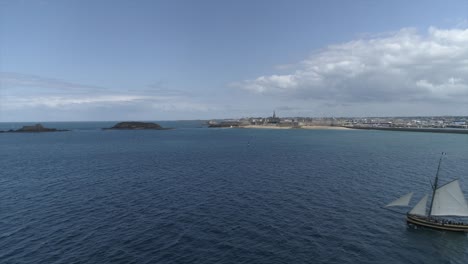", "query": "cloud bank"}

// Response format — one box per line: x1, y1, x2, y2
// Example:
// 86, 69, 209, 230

0, 72, 105, 93
237, 27, 468, 105
0, 72, 212, 121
